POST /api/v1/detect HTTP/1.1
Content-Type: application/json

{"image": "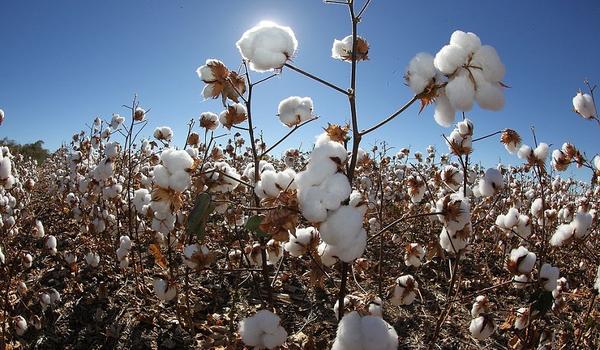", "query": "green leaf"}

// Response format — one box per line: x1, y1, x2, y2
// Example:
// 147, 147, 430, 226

186, 192, 214, 240
245, 215, 268, 237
